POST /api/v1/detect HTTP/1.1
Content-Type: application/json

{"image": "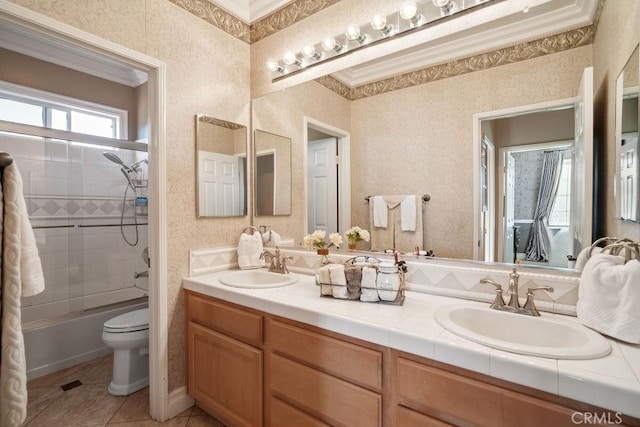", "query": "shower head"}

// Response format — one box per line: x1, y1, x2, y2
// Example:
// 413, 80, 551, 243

103, 152, 133, 172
